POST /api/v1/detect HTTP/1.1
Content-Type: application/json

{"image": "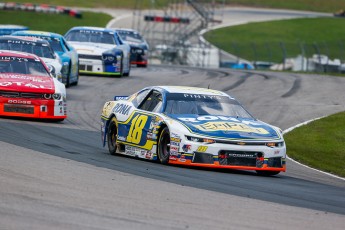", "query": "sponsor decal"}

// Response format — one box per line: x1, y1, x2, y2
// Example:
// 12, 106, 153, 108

183, 93, 222, 100
195, 121, 269, 134
113, 103, 131, 115
0, 75, 46, 82
8, 100, 31, 104
145, 151, 153, 159
196, 146, 208, 152
170, 146, 179, 156
7, 40, 36, 46
169, 155, 177, 161
102, 101, 115, 117
170, 141, 180, 147
79, 30, 103, 35
0, 56, 28, 62
125, 145, 136, 156
182, 144, 192, 153
117, 135, 126, 141
170, 137, 181, 143
0, 81, 51, 89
